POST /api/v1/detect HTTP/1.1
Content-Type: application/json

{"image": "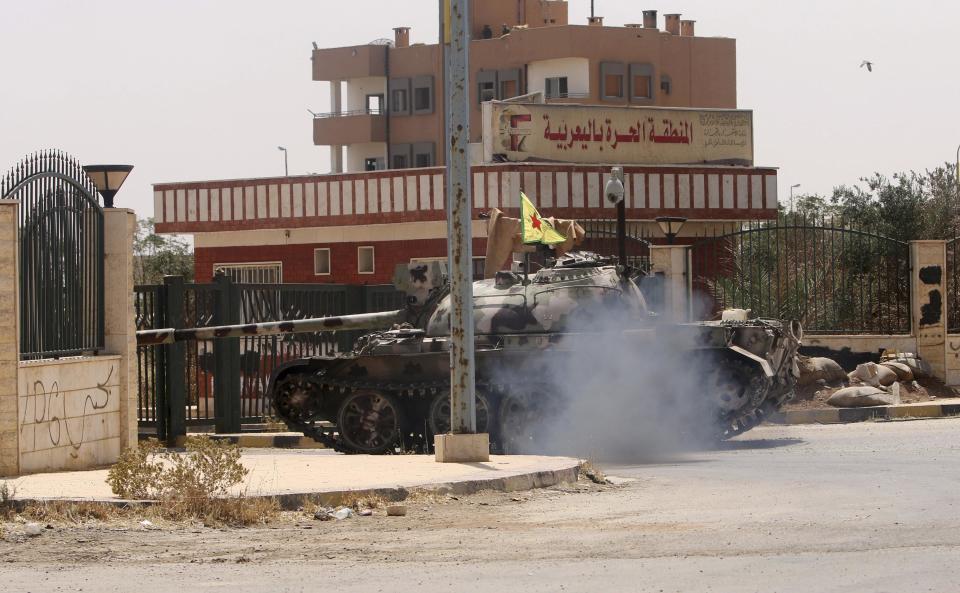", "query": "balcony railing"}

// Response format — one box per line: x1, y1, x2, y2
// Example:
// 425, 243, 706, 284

312, 108, 384, 119
545, 92, 591, 100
